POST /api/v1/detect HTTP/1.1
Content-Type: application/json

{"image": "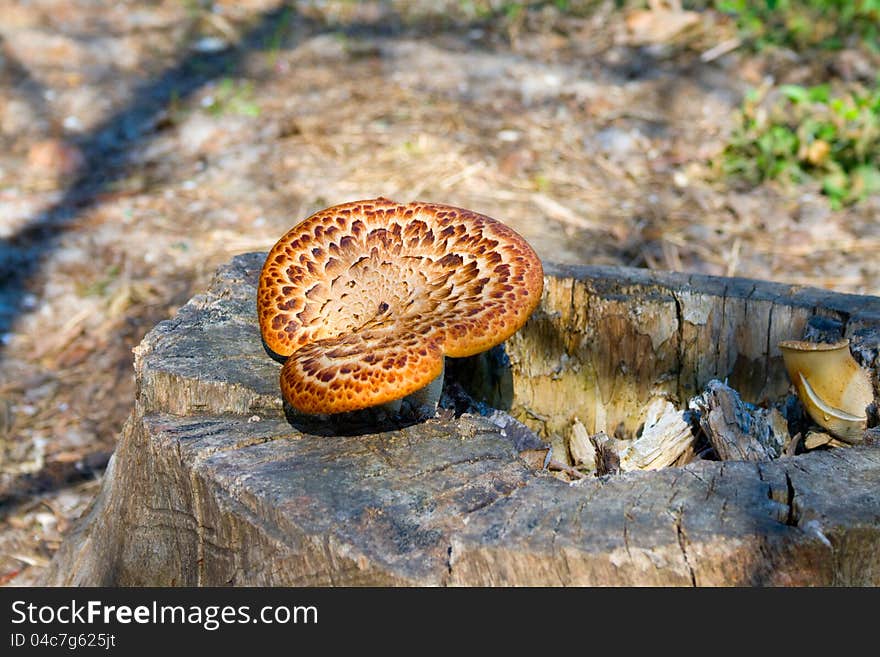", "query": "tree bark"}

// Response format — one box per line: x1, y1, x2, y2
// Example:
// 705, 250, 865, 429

43, 254, 880, 586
